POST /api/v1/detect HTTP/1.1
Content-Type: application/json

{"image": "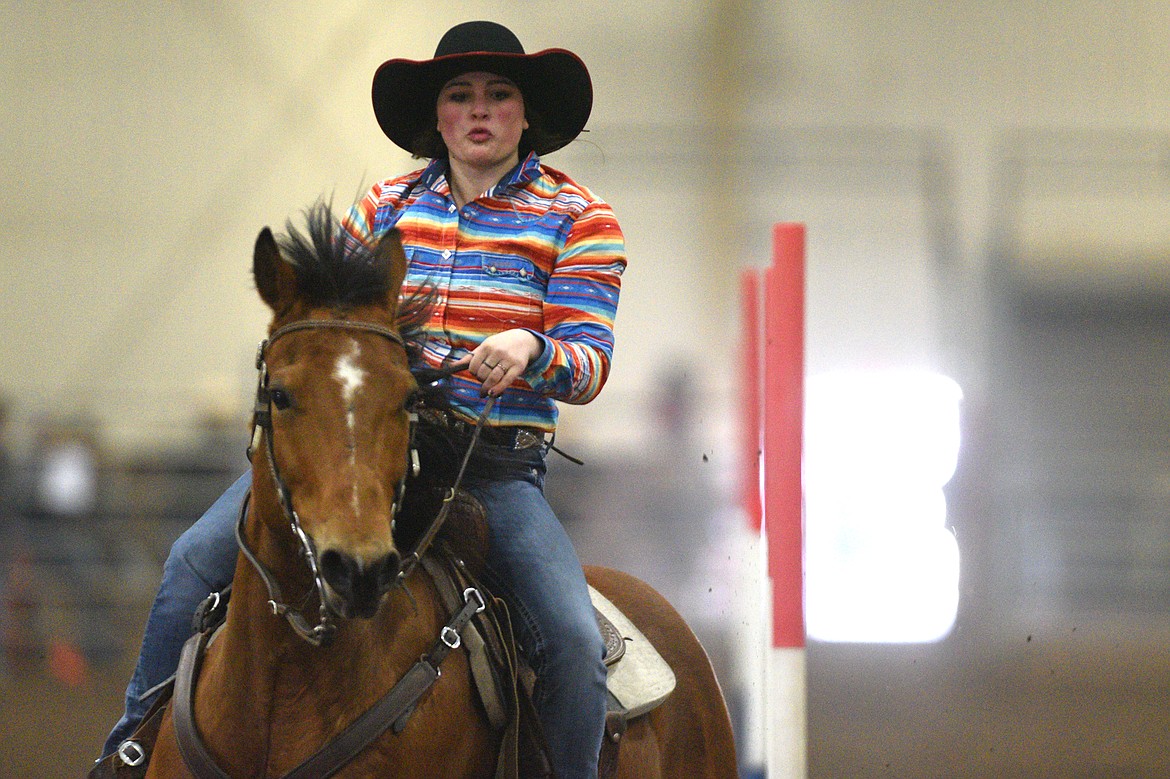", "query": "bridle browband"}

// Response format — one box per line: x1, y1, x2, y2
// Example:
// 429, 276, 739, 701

242, 316, 491, 647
